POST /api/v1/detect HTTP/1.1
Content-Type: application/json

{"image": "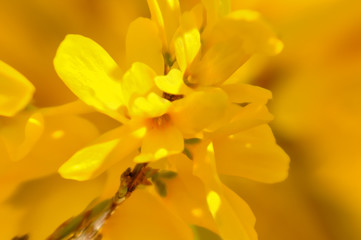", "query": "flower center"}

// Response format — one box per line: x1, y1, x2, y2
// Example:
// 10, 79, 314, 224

152, 113, 170, 128
162, 92, 183, 102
